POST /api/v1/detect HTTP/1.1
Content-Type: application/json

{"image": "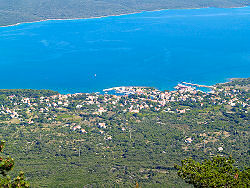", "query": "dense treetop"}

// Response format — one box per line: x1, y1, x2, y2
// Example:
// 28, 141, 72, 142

175, 156, 250, 187
0, 141, 29, 187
